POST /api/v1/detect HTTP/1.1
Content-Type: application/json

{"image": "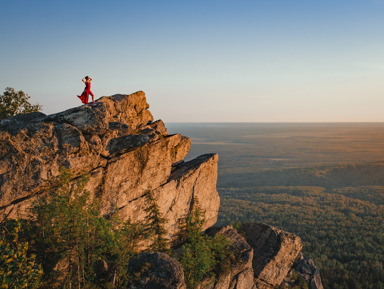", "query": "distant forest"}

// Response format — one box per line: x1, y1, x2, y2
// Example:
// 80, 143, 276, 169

167, 123, 384, 289
217, 183, 384, 289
